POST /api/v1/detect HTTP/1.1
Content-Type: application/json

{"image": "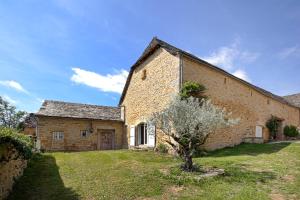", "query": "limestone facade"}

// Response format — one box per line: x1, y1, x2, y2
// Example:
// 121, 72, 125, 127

120, 38, 300, 150
120, 48, 180, 147
37, 116, 124, 151
182, 56, 300, 149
